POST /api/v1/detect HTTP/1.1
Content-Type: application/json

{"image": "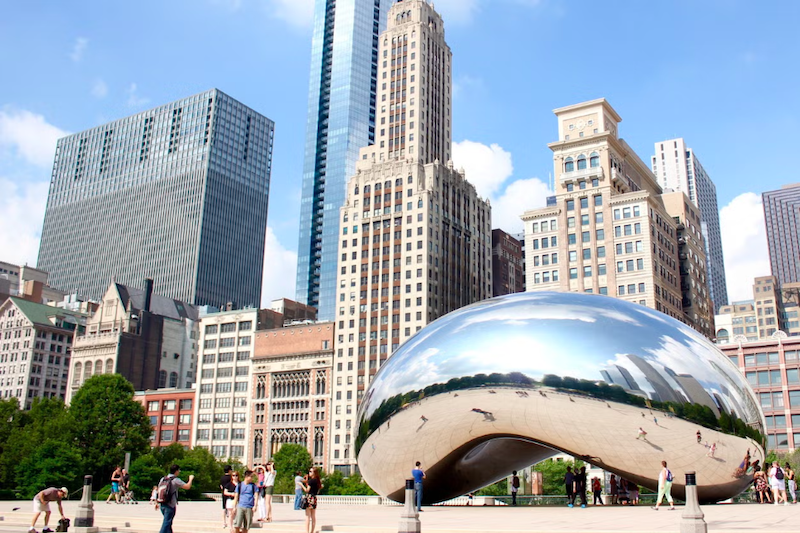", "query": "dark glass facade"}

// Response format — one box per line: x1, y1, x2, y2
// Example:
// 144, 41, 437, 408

296, 0, 393, 320
37, 89, 275, 308
764, 184, 800, 286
